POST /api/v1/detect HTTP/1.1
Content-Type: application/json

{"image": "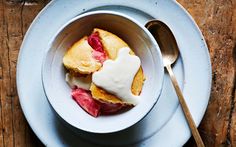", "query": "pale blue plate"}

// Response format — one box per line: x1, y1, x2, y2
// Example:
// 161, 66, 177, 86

17, 0, 211, 146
